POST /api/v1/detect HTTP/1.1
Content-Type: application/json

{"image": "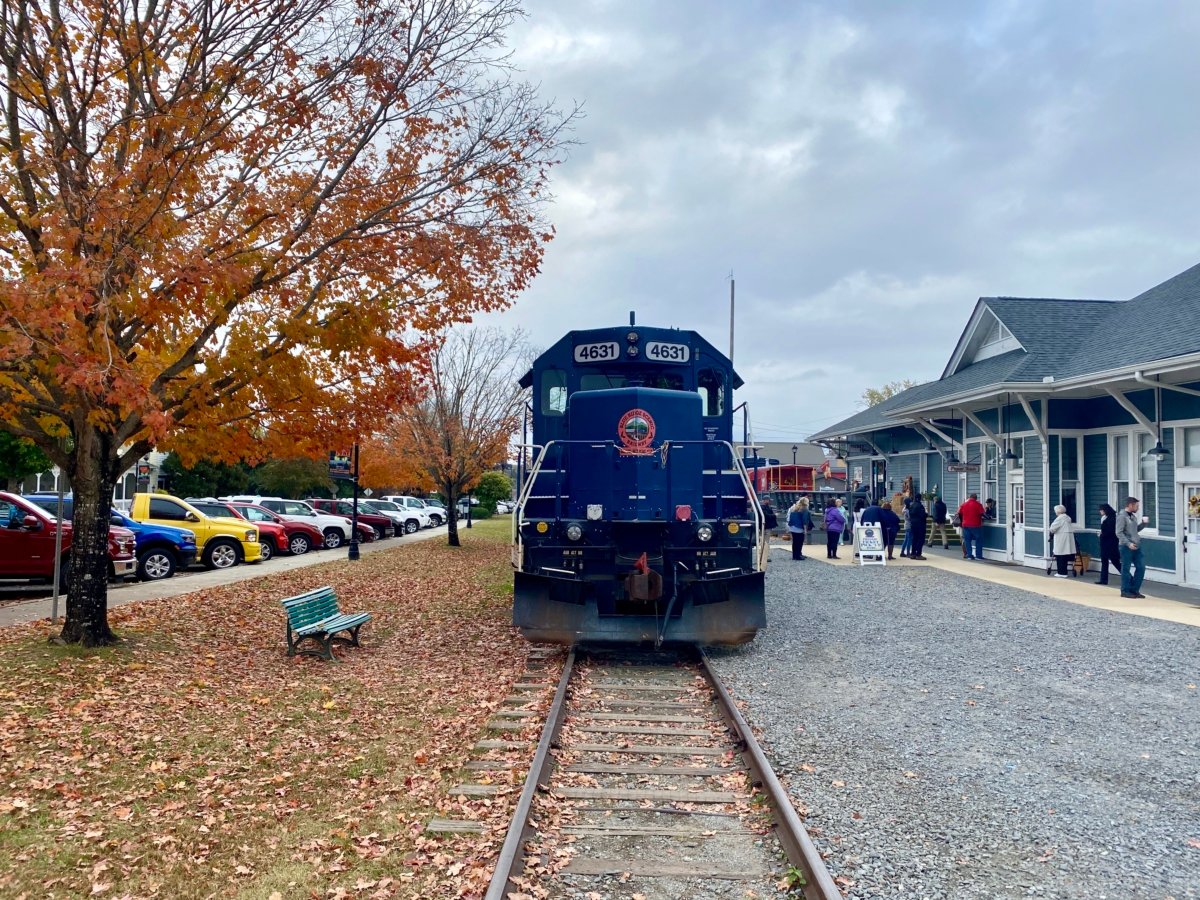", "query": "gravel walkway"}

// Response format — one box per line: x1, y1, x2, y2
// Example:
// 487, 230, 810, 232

708, 554, 1200, 900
